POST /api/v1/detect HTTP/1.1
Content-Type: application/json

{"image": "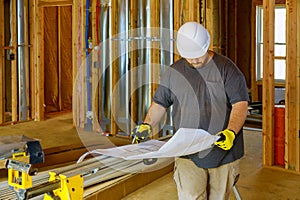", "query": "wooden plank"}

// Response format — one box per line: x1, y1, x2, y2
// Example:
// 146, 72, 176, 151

286, 0, 299, 171
297, 0, 300, 172
262, 0, 275, 167
35, 3, 45, 121
111, 0, 119, 136
58, 7, 62, 111
72, 0, 79, 127
173, 0, 182, 61
12, 0, 18, 122
81, 0, 87, 128
0, 0, 4, 124
150, 0, 160, 139
38, 0, 72, 7
130, 0, 139, 129
91, 0, 99, 131
83, 164, 174, 200
250, 1, 259, 101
